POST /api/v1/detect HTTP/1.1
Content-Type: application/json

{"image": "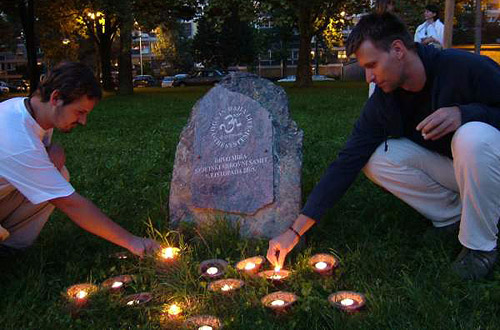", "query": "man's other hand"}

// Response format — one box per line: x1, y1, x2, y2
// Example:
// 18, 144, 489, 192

416, 106, 462, 141
266, 229, 299, 269
127, 236, 161, 257
47, 143, 66, 170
